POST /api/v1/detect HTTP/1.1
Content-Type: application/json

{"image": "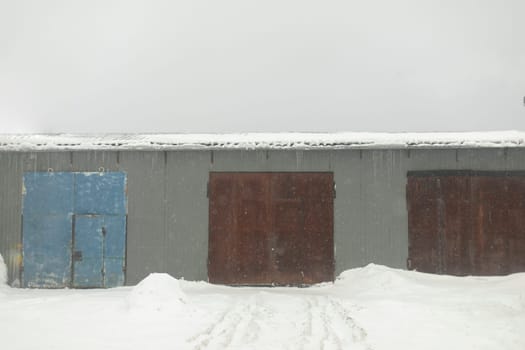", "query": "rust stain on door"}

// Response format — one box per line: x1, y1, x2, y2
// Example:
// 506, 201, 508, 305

208, 172, 334, 285
407, 172, 525, 276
